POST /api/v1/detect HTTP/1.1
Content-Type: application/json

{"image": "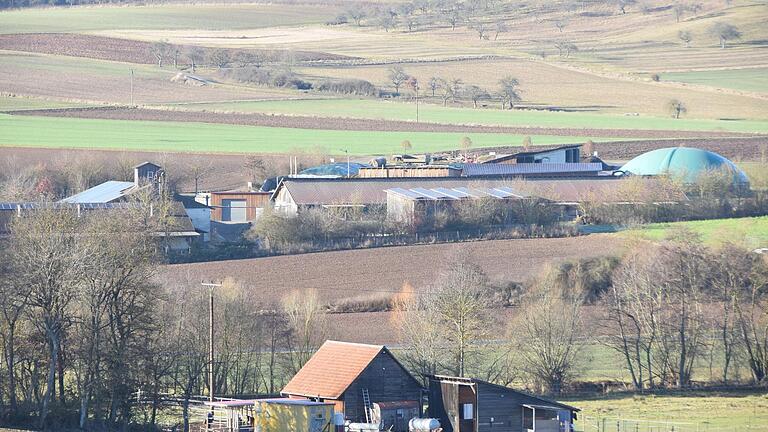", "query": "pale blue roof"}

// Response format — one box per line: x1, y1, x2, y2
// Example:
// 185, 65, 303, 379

60, 181, 135, 204
620, 147, 749, 184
